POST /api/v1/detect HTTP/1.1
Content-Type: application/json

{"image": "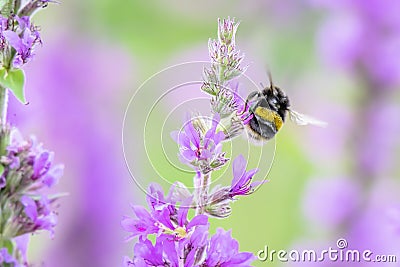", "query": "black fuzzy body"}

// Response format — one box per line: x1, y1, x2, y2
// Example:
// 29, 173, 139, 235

260, 86, 290, 122
245, 86, 291, 142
